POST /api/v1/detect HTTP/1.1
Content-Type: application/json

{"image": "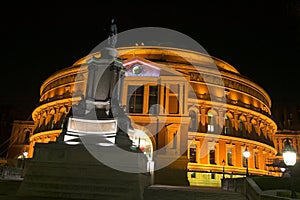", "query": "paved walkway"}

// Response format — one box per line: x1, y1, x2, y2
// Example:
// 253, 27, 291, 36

0, 178, 247, 200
